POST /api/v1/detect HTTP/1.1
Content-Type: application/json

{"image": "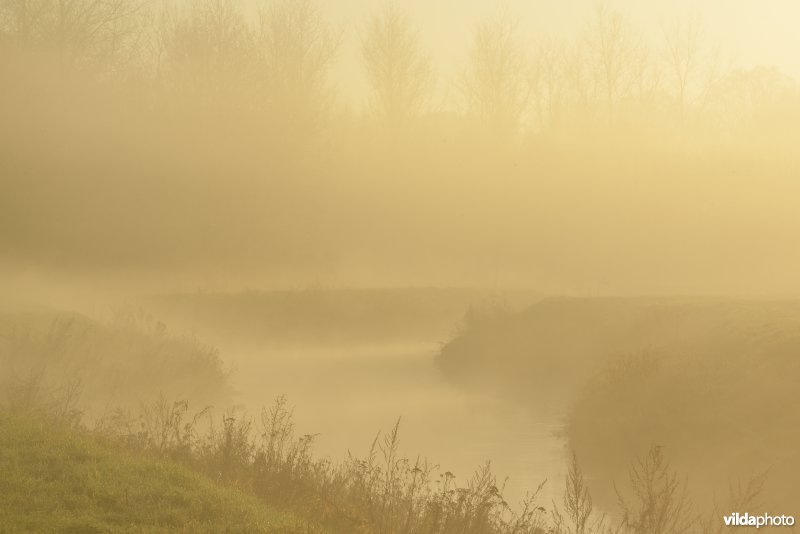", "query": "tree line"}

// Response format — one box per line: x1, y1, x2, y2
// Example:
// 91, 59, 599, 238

1, 0, 797, 146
